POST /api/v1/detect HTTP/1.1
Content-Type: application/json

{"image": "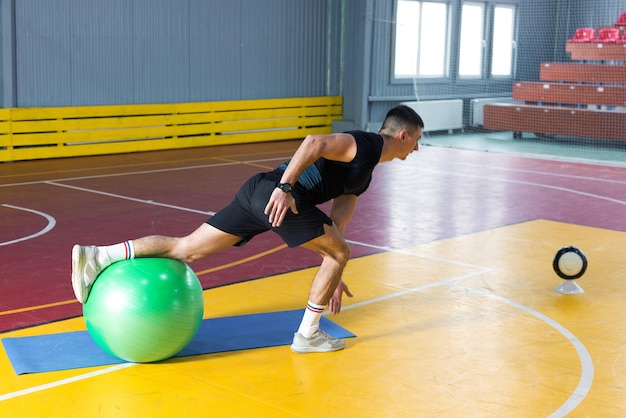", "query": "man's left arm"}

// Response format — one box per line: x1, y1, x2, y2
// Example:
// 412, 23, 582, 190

328, 194, 358, 313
